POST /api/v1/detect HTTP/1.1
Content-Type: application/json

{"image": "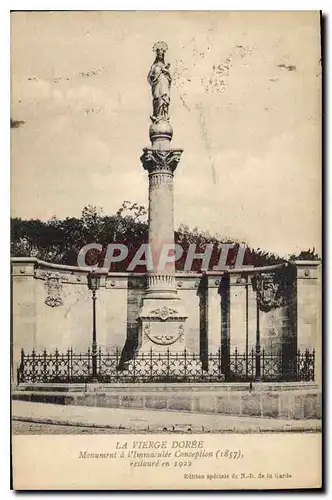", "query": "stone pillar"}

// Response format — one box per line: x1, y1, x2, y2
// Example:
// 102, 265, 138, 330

135, 43, 191, 356
206, 275, 222, 354
229, 273, 247, 353
293, 261, 321, 383
11, 258, 37, 385
103, 274, 128, 351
